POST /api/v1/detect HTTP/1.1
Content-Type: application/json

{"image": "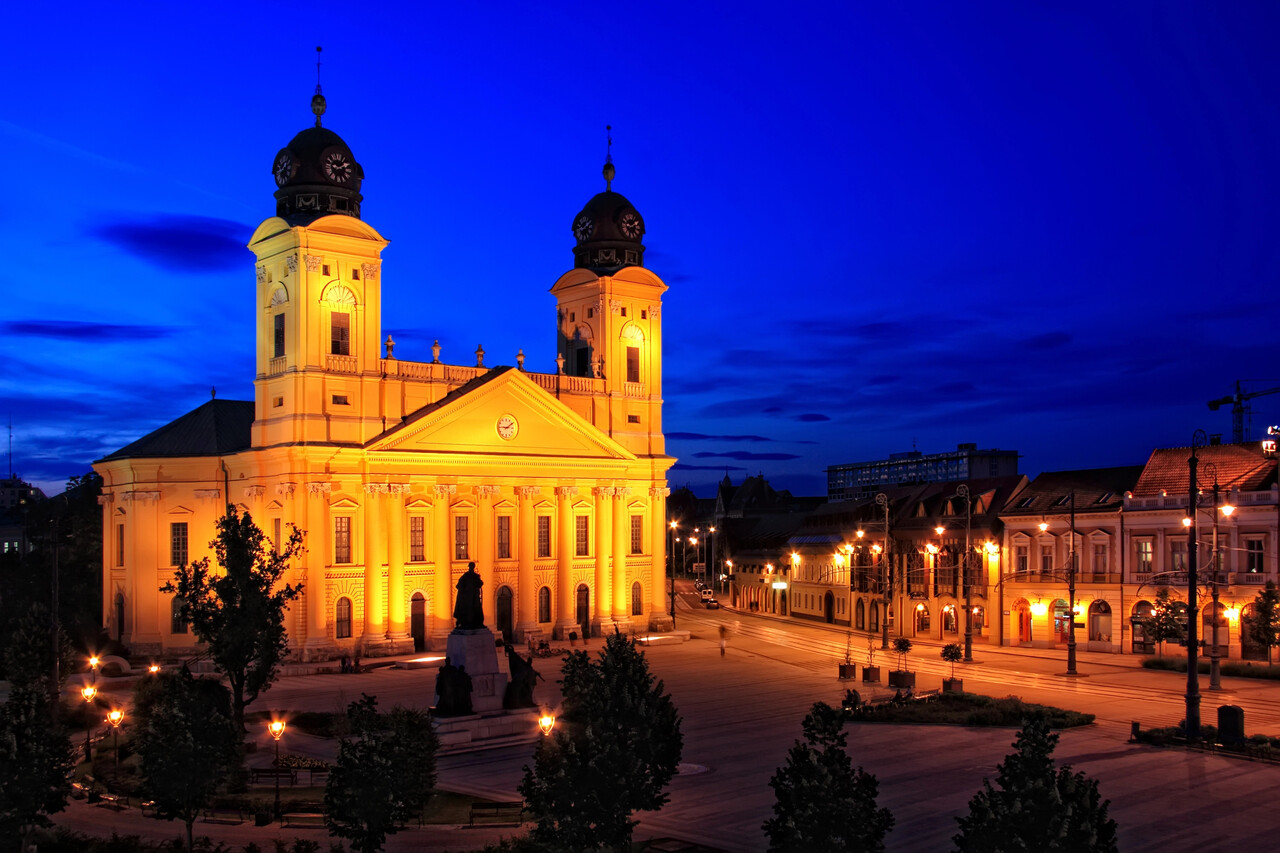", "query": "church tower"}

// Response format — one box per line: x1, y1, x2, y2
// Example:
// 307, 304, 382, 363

249, 89, 390, 448
551, 147, 667, 458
